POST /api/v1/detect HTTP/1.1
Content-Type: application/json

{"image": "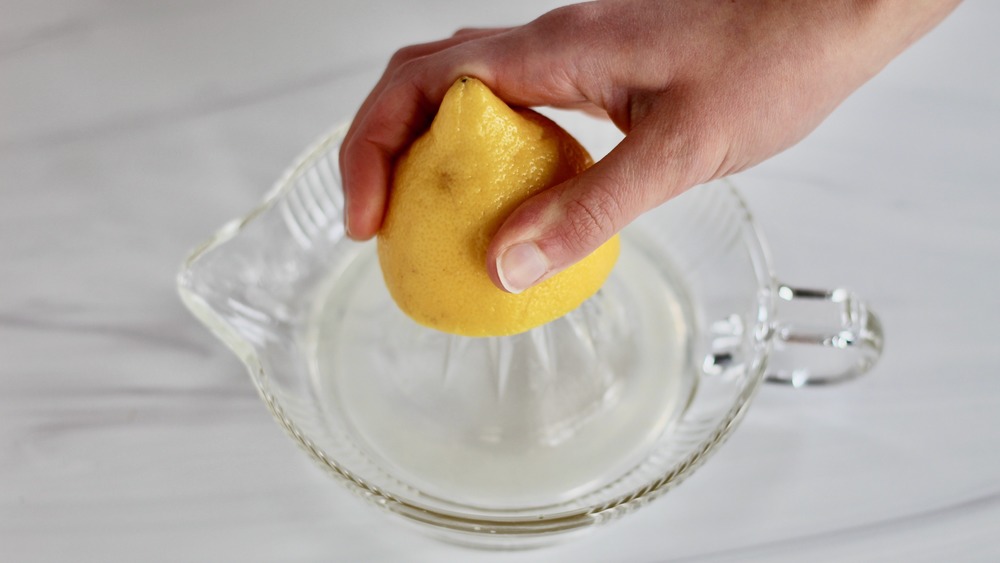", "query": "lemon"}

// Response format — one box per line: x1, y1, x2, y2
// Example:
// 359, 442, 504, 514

377, 77, 620, 337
